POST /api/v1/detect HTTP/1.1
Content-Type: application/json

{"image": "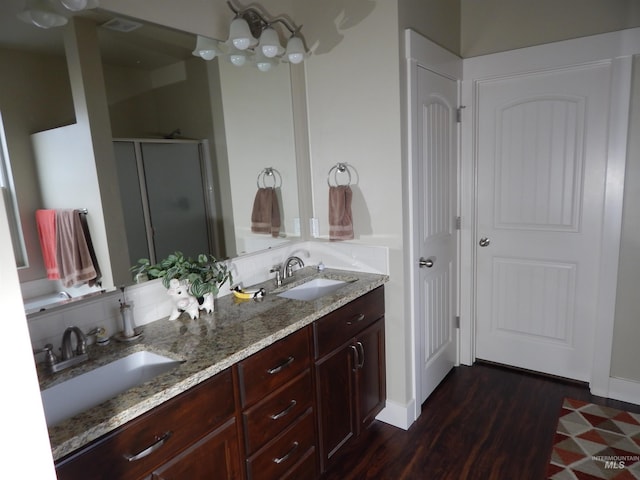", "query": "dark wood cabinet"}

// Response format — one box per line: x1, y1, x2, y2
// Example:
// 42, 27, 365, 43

355, 318, 386, 430
55, 368, 242, 480
237, 326, 319, 480
313, 287, 386, 472
54, 285, 385, 480
149, 418, 241, 480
